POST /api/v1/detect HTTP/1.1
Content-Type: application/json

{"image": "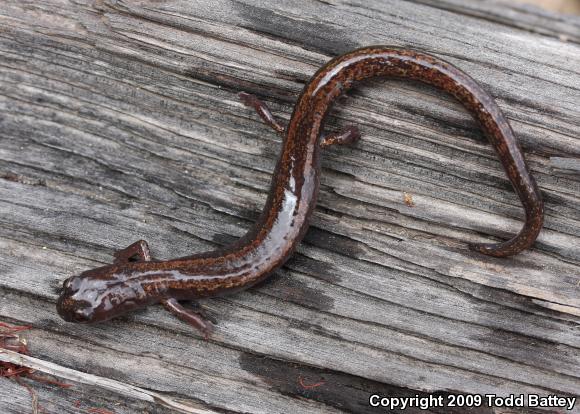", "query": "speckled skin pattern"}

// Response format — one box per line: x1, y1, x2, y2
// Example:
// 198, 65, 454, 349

57, 46, 544, 328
